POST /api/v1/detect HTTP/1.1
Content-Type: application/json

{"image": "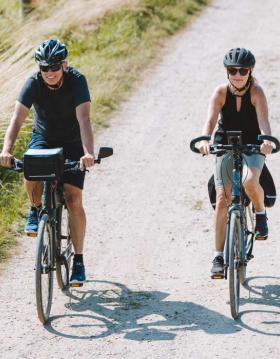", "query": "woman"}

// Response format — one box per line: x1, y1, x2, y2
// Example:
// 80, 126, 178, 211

199, 48, 274, 278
